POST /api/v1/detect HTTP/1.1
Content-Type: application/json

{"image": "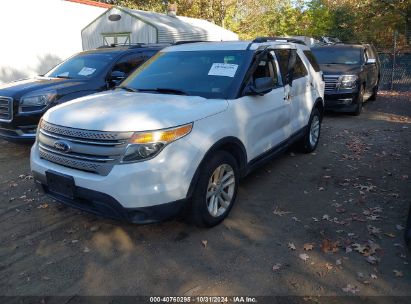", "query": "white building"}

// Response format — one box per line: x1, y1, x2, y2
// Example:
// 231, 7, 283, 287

81, 6, 239, 50
0, 0, 109, 83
